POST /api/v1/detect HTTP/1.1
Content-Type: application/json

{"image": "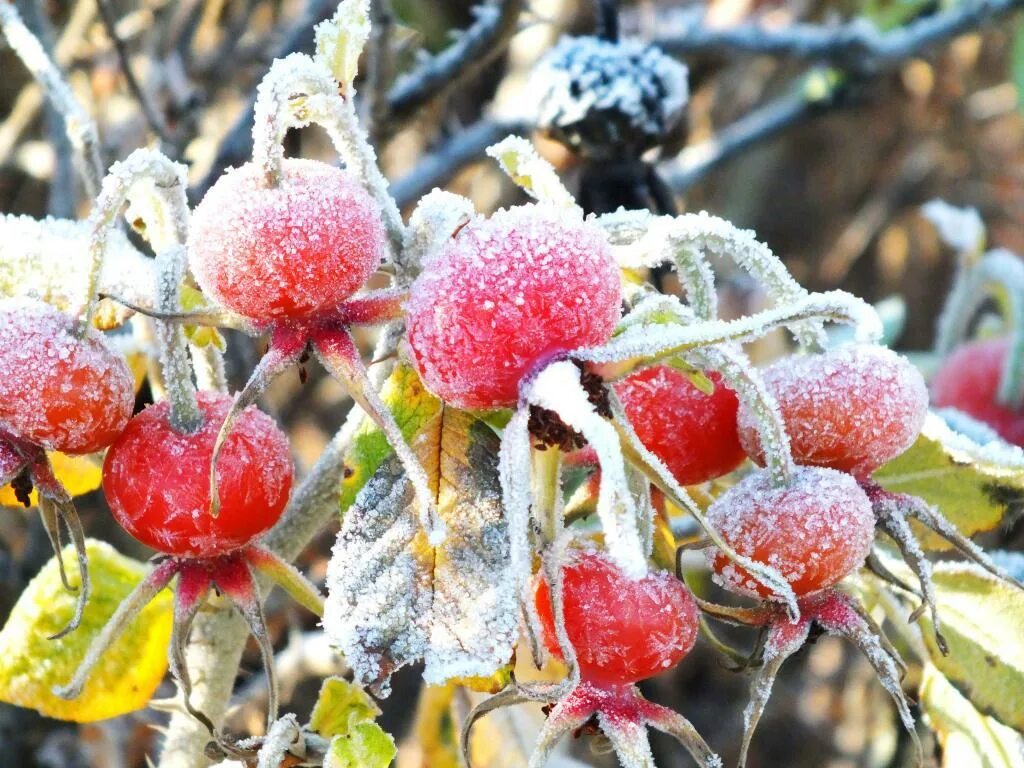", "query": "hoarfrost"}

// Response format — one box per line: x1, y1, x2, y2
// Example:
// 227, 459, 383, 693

486, 136, 579, 211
